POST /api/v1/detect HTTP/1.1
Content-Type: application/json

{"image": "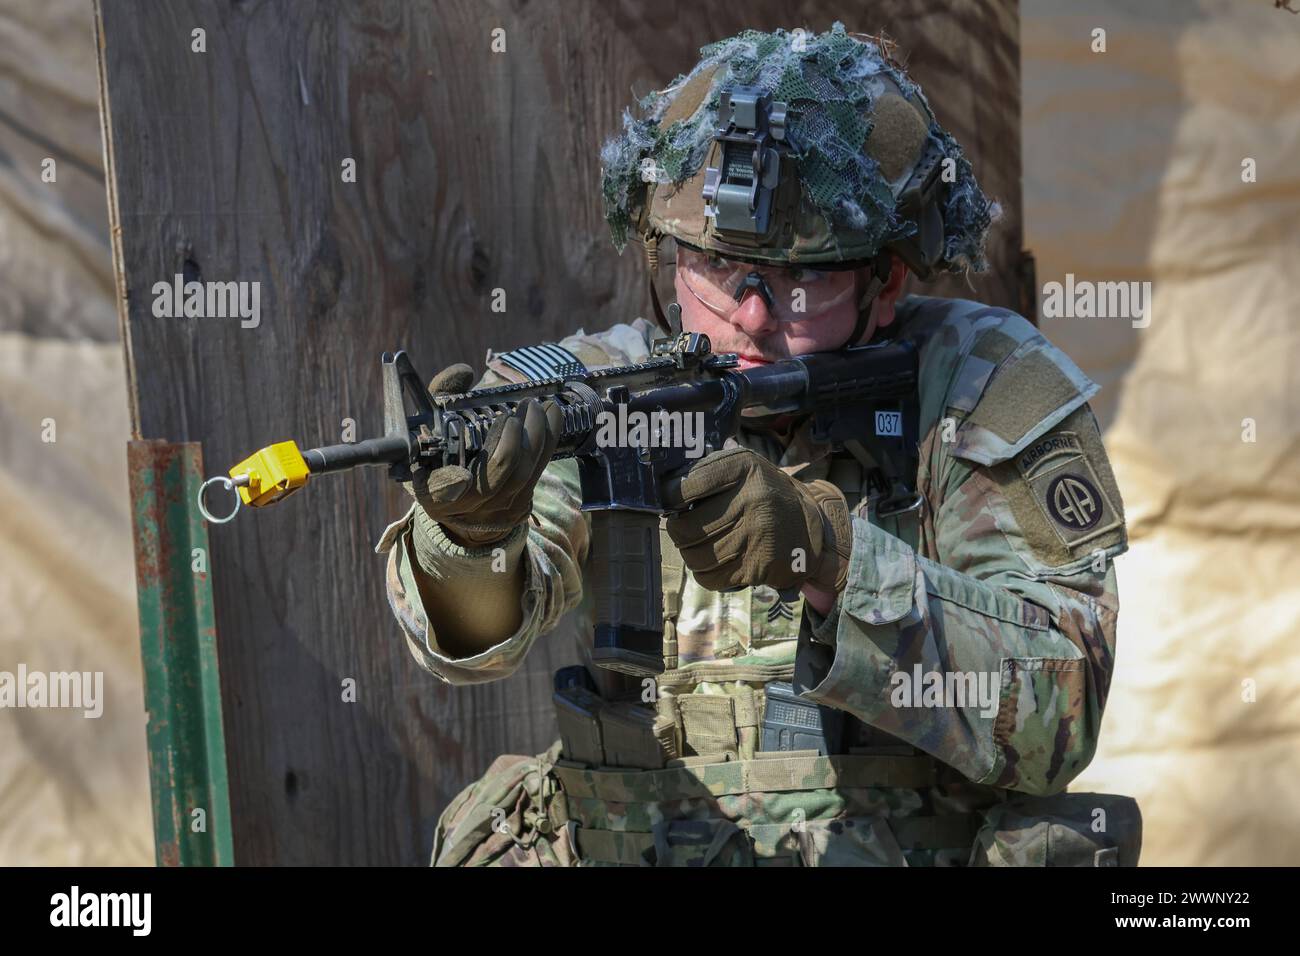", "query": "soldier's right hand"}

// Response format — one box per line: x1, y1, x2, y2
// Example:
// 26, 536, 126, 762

406, 363, 565, 547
